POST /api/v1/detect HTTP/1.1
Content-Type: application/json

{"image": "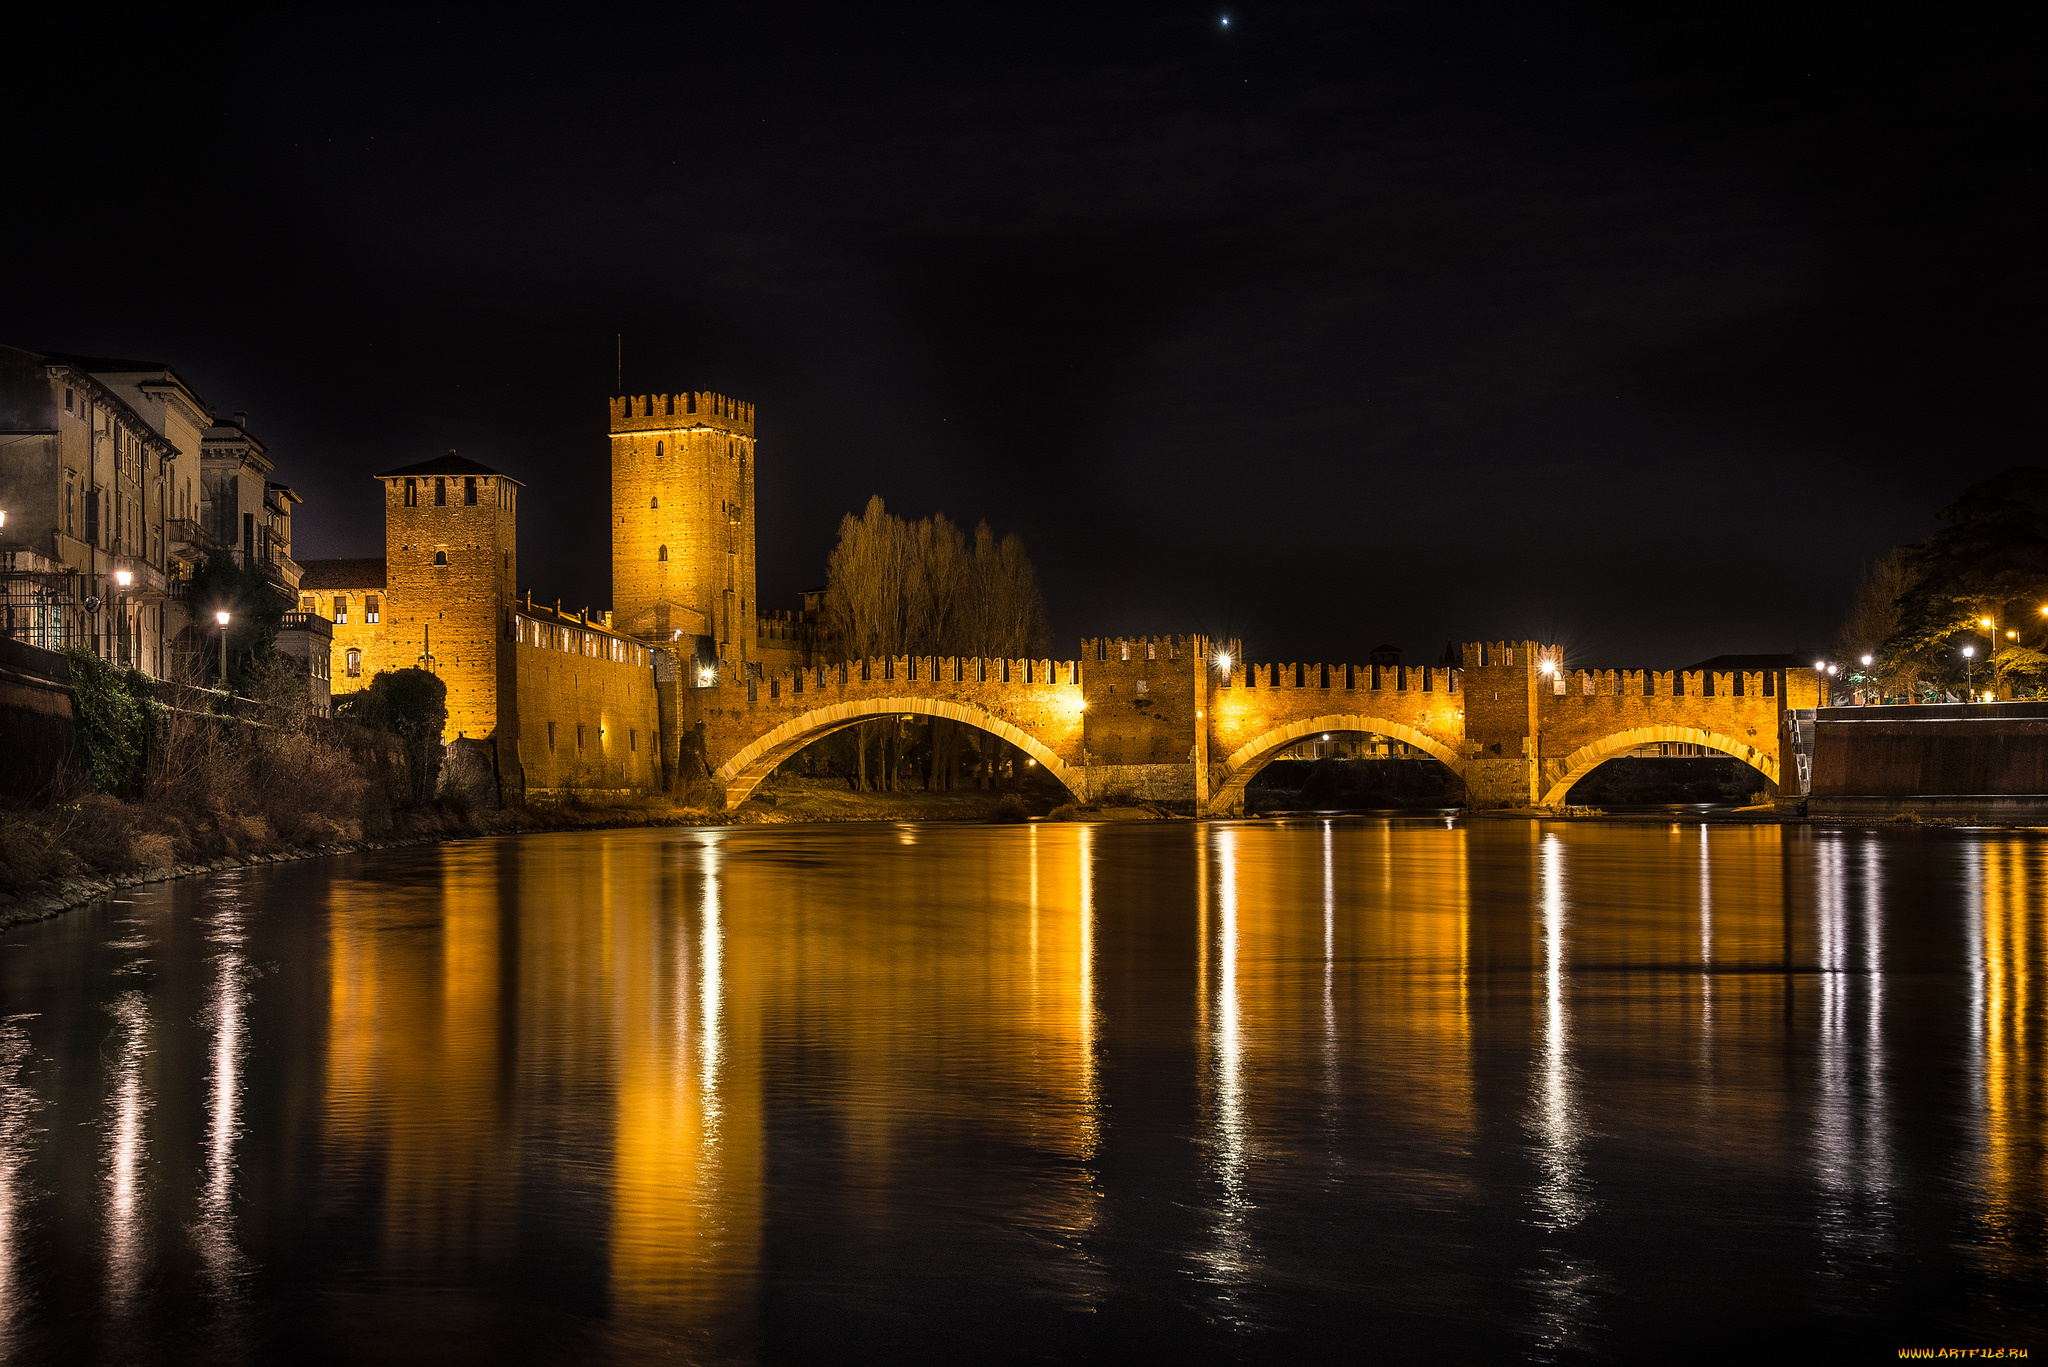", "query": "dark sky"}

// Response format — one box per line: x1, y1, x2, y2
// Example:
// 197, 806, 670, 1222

11, 3, 2040, 666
